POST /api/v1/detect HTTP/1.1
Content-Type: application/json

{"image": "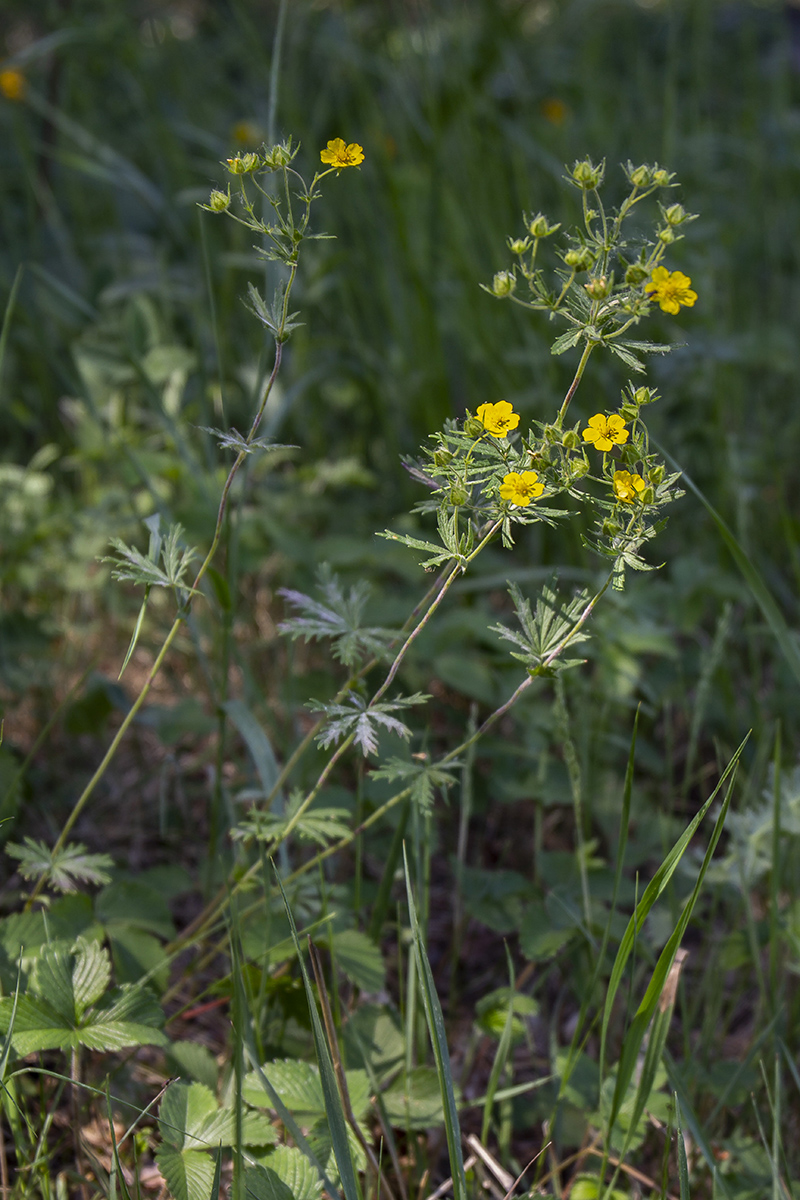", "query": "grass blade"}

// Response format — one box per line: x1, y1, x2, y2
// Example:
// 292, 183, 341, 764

674, 1093, 689, 1200
403, 845, 466, 1200
275, 868, 361, 1200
